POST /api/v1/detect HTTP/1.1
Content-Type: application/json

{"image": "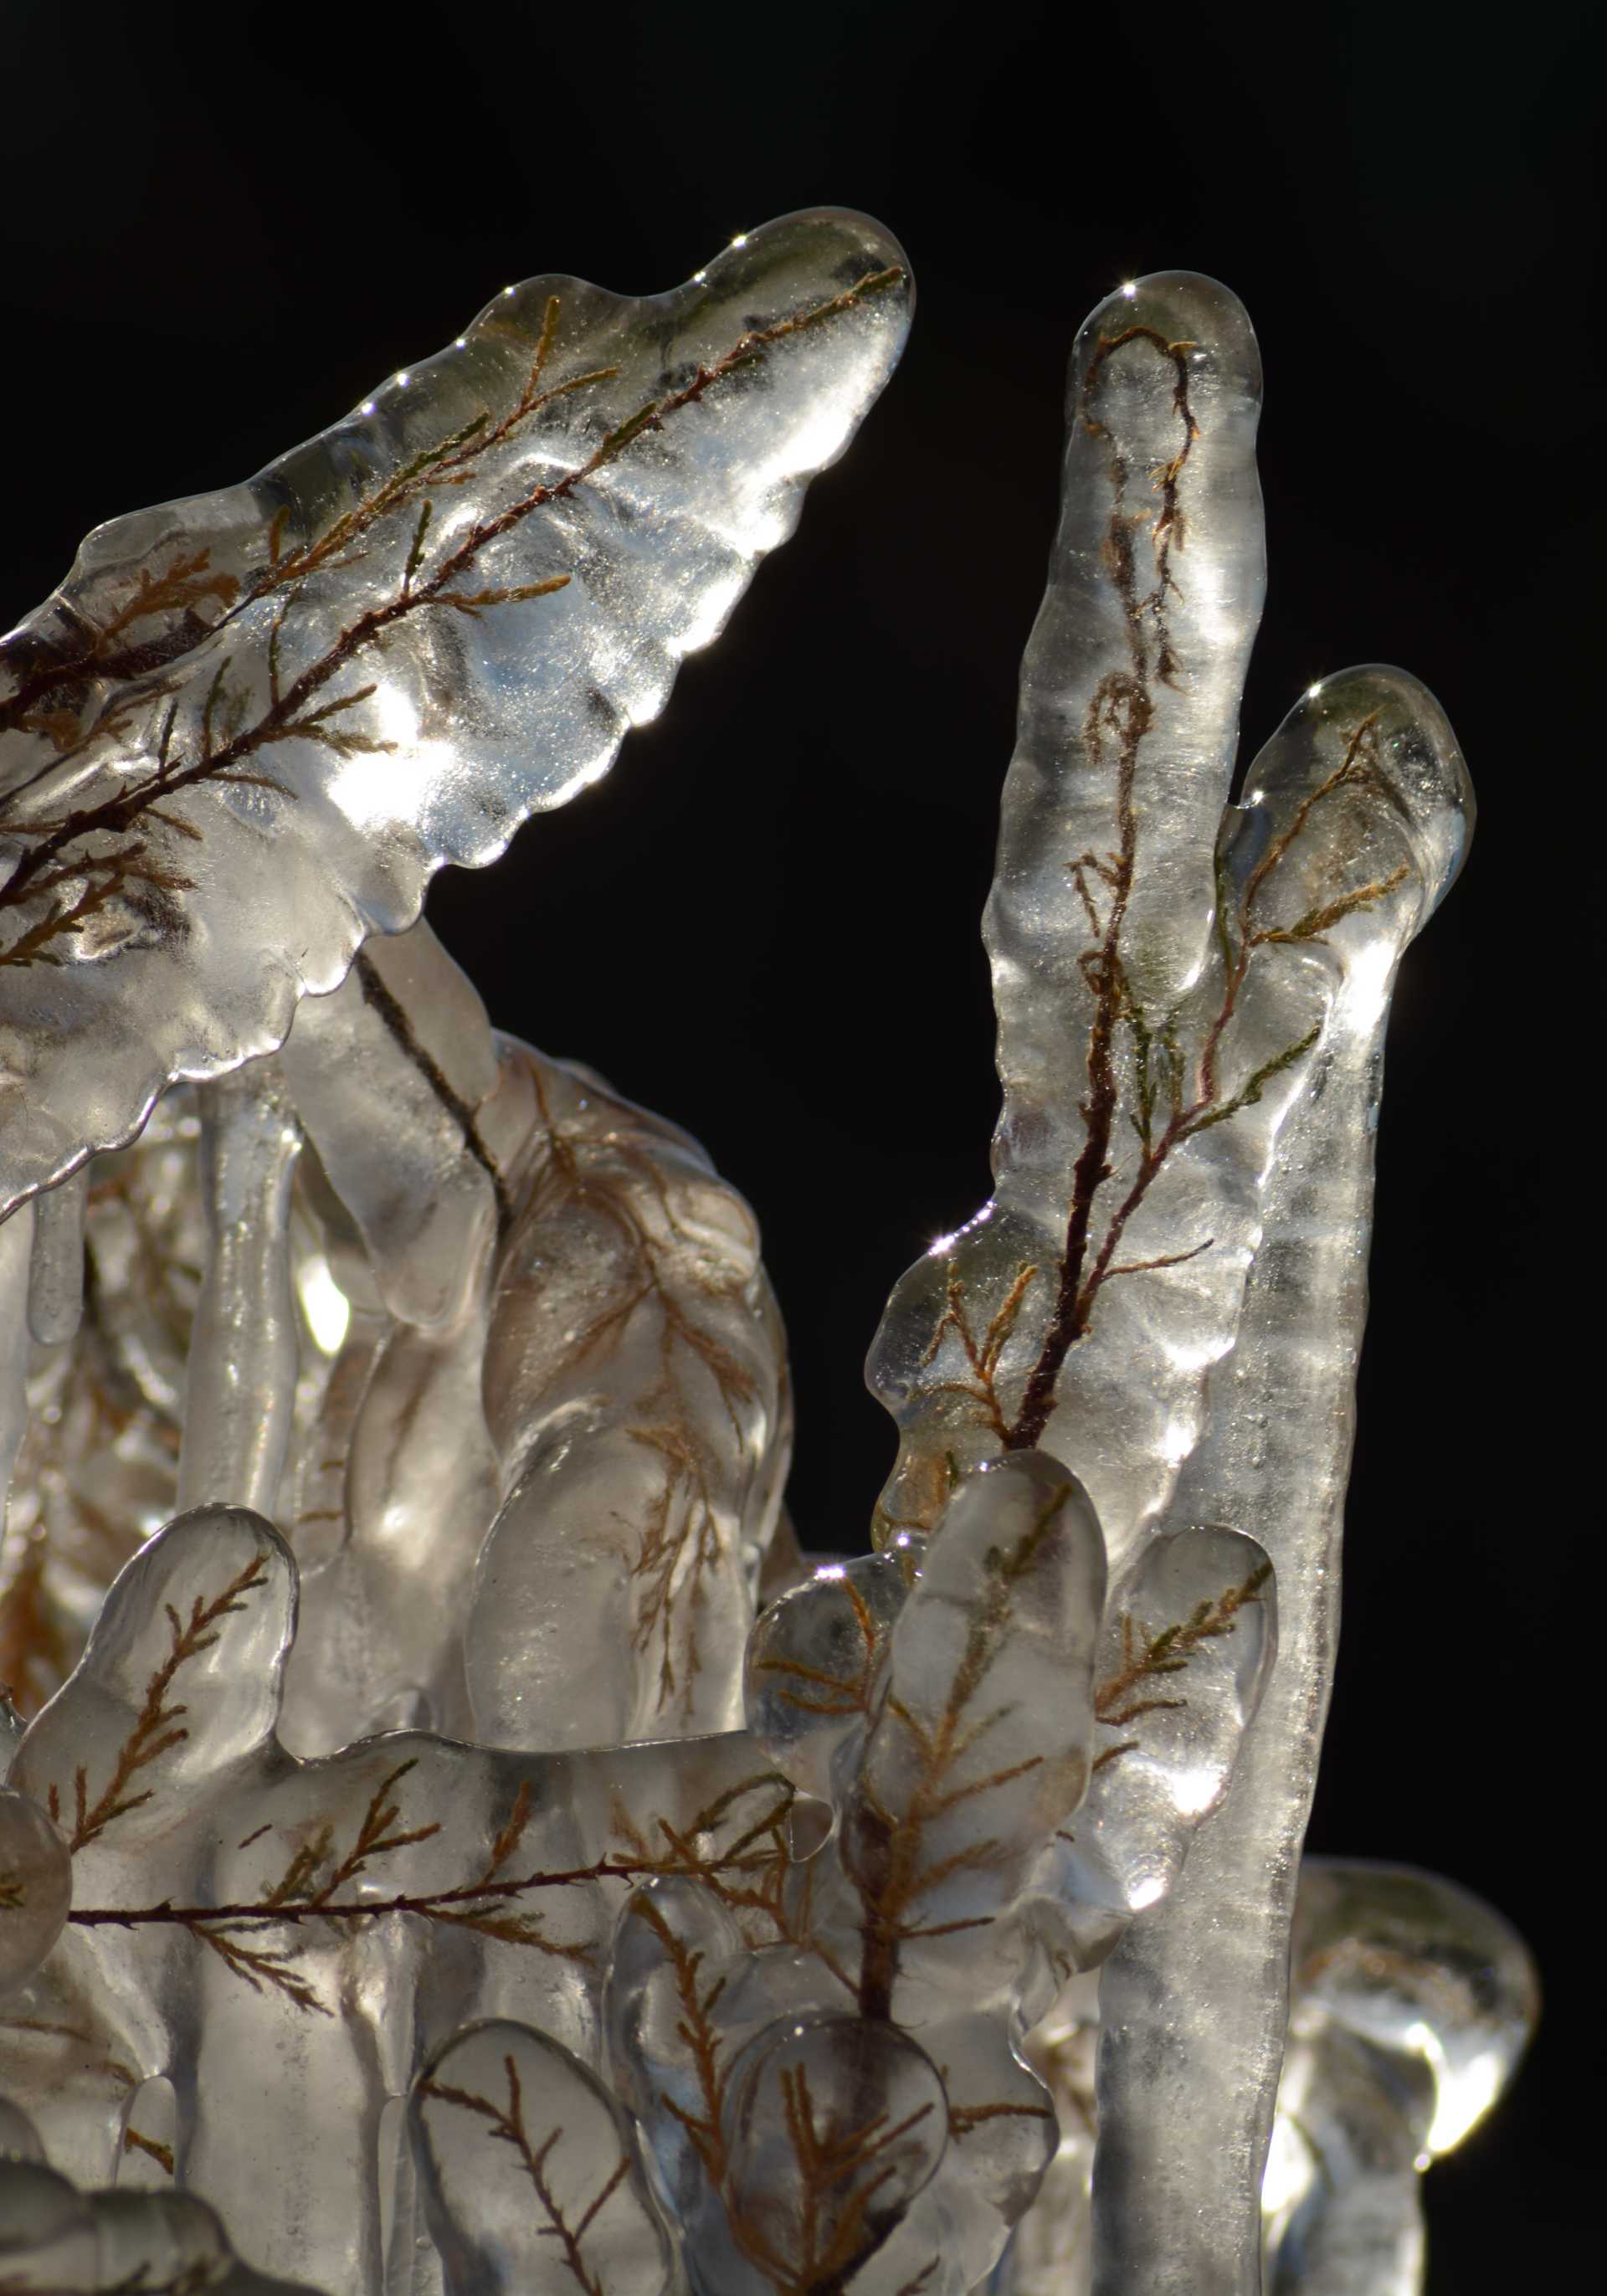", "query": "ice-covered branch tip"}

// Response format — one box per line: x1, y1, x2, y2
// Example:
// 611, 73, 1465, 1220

0, 212, 911, 1217
0, 265, 903, 943
868, 271, 1470, 1554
